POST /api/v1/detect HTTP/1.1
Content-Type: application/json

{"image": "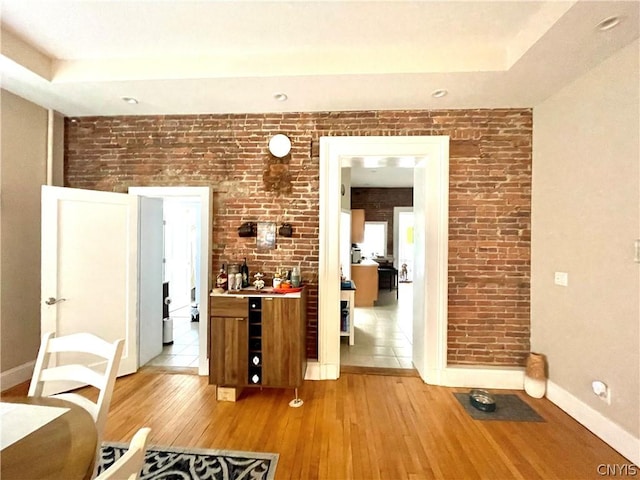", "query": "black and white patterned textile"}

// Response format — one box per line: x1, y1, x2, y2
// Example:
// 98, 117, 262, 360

99, 442, 278, 480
